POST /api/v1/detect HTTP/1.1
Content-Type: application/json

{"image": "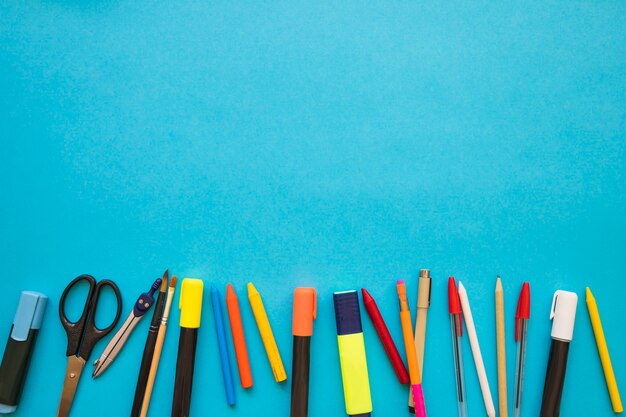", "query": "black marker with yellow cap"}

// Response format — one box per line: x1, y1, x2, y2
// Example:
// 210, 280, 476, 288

171, 278, 204, 417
